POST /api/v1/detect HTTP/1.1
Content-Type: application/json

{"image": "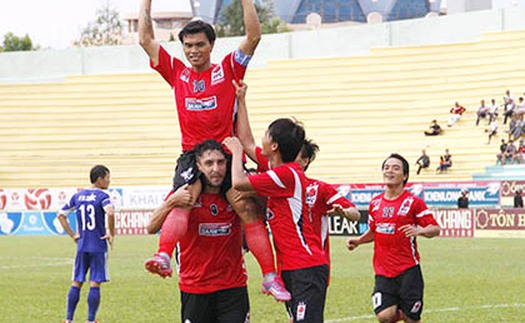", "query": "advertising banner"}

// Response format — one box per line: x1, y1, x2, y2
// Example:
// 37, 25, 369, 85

115, 209, 155, 235
421, 181, 500, 208
475, 208, 525, 230
0, 211, 77, 235
499, 180, 525, 206
328, 211, 369, 236
432, 208, 474, 237
334, 183, 423, 209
